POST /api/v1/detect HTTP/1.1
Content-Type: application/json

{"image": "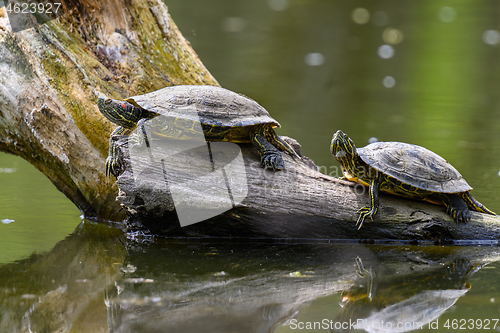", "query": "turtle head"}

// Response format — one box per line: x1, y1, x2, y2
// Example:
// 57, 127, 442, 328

331, 130, 359, 176
331, 130, 357, 160
97, 97, 143, 129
